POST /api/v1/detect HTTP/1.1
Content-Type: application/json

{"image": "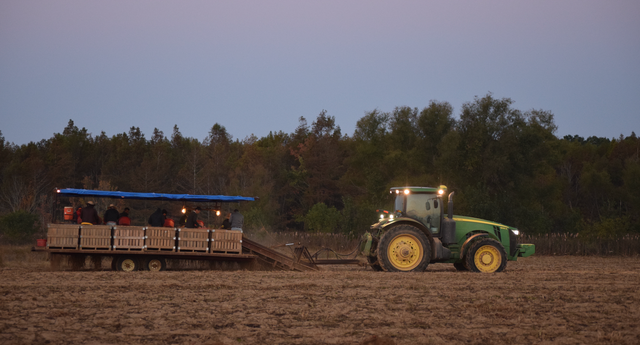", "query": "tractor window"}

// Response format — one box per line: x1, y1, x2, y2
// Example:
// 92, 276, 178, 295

405, 194, 430, 223
394, 195, 405, 213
